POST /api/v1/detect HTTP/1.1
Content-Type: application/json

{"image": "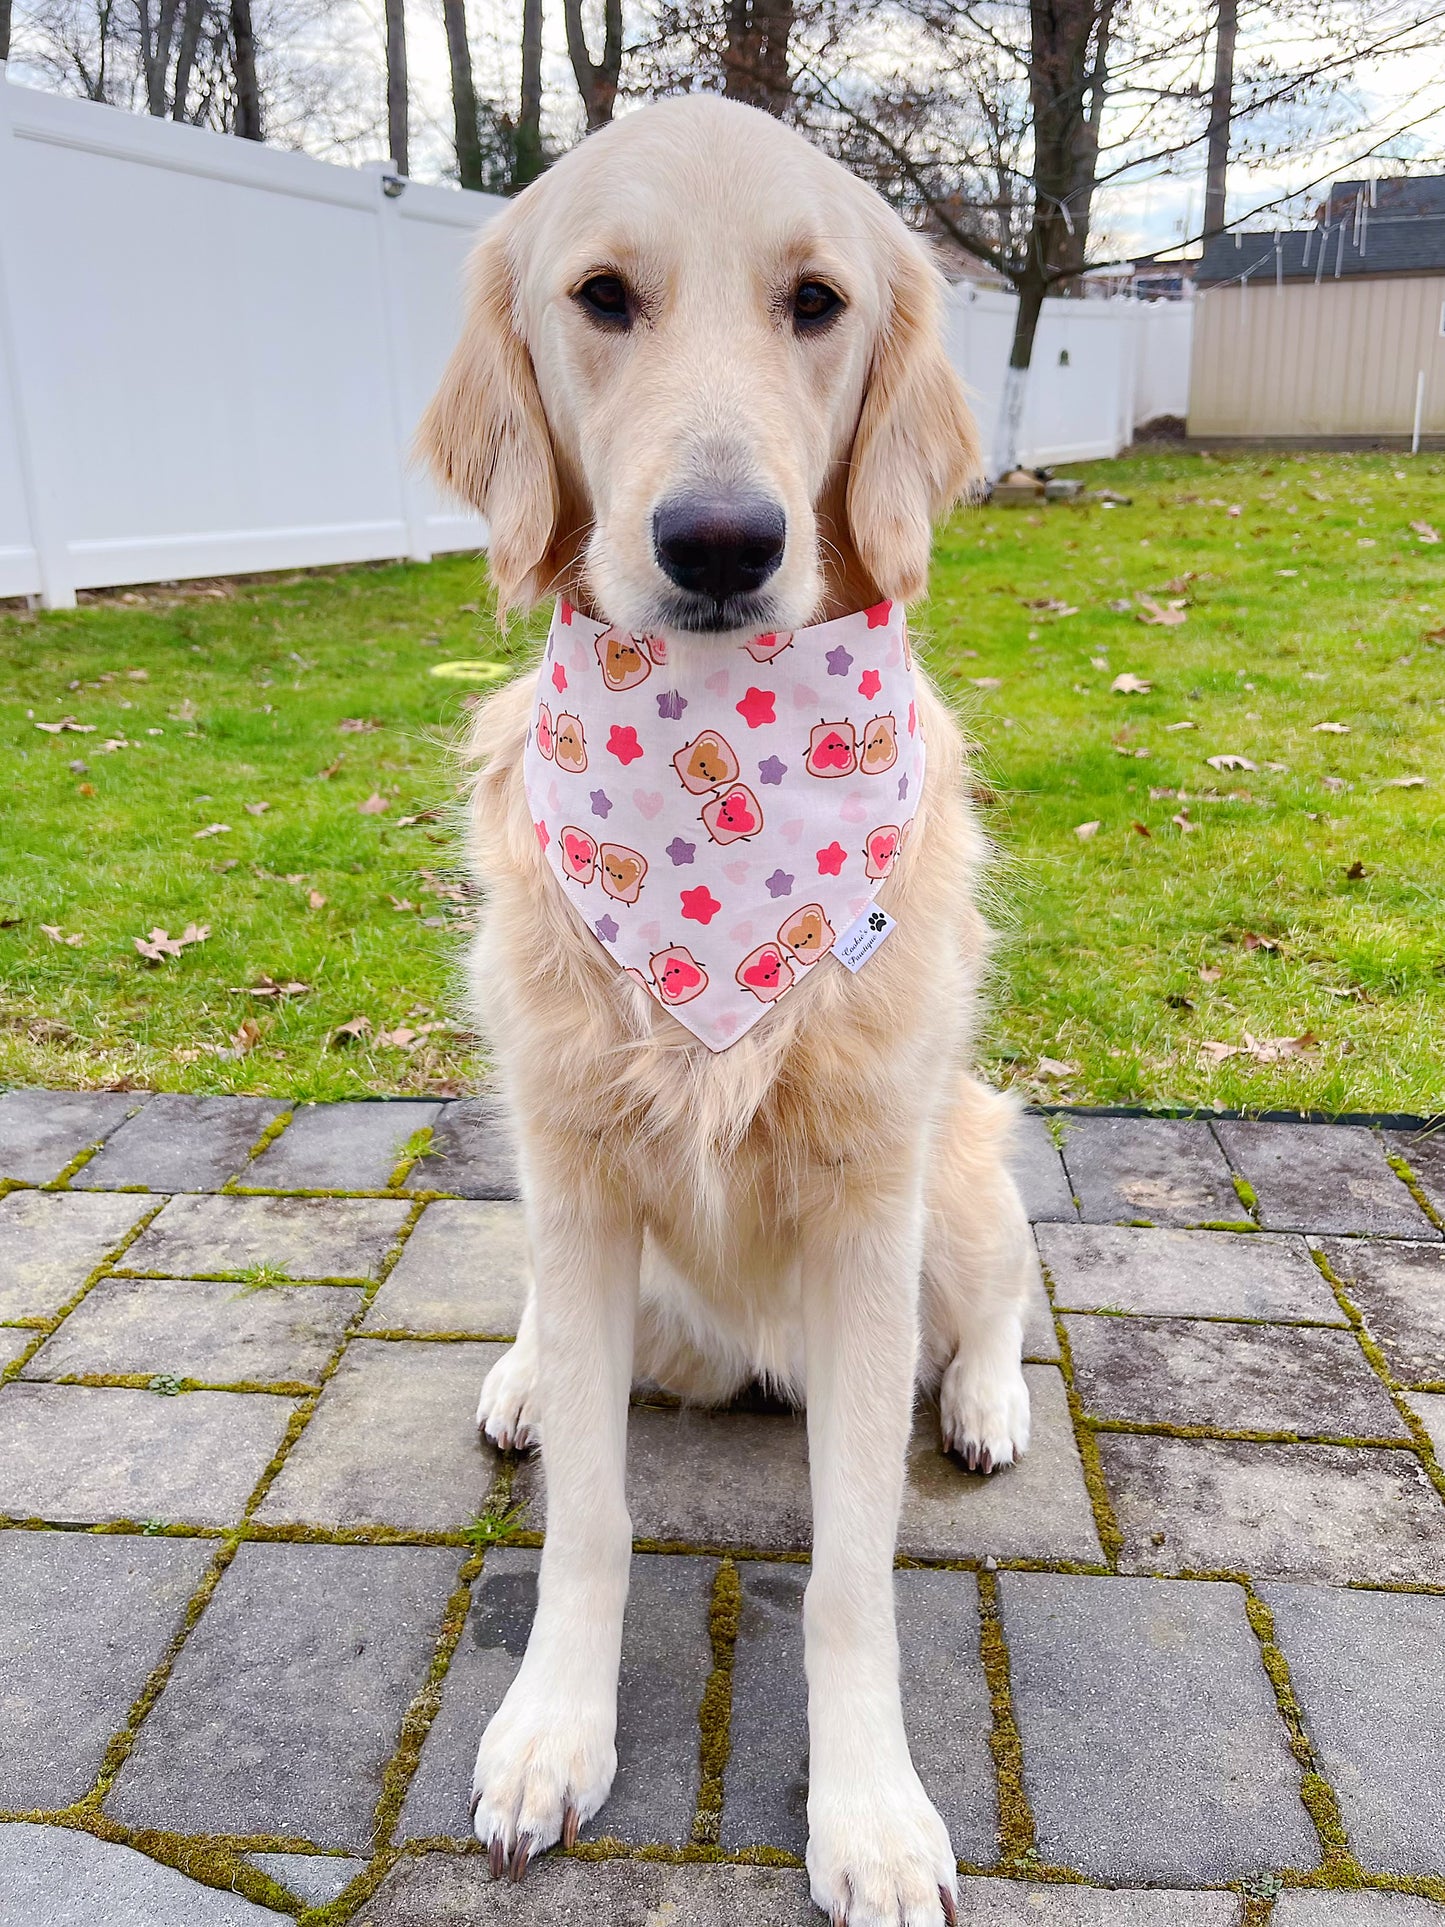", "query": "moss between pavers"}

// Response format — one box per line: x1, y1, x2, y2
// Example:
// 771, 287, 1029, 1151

692, 1557, 741, 1848
1383, 1151, 1444, 1234
1241, 1584, 1352, 1876
371, 1545, 484, 1846
1038, 1263, 1125, 1566
976, 1569, 1033, 1866
0, 1196, 169, 1385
